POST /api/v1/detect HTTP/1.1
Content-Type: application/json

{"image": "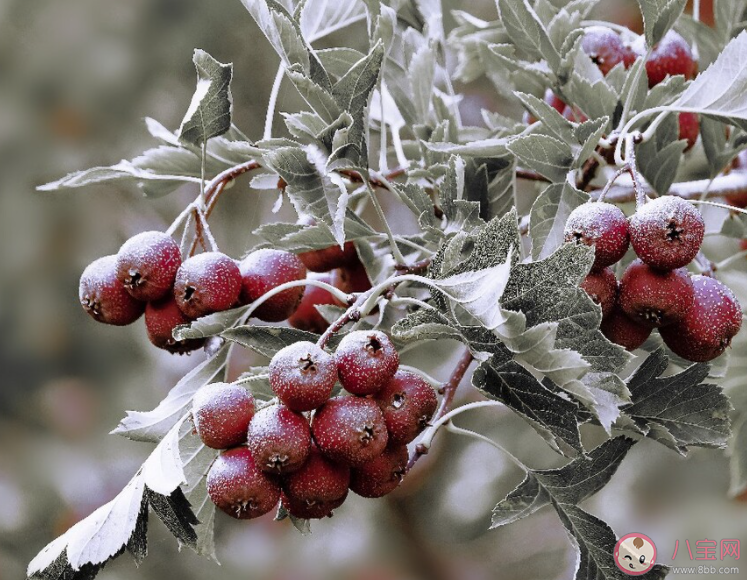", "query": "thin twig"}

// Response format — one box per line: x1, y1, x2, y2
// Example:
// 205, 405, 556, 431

516, 169, 551, 183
